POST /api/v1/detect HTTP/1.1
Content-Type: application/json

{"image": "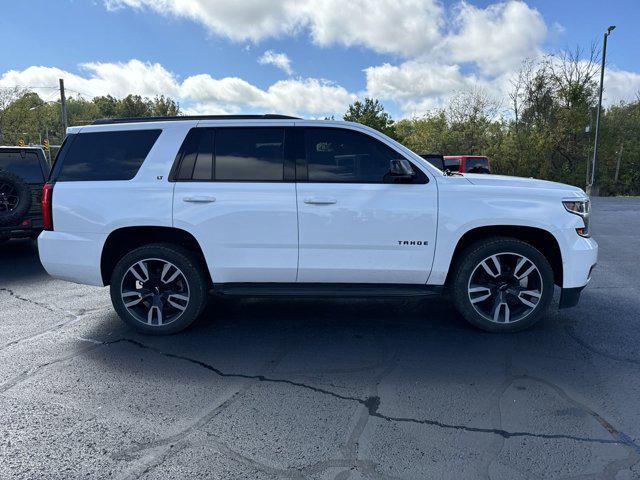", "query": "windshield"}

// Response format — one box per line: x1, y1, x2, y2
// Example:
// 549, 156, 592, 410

0, 150, 44, 182
465, 157, 490, 173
